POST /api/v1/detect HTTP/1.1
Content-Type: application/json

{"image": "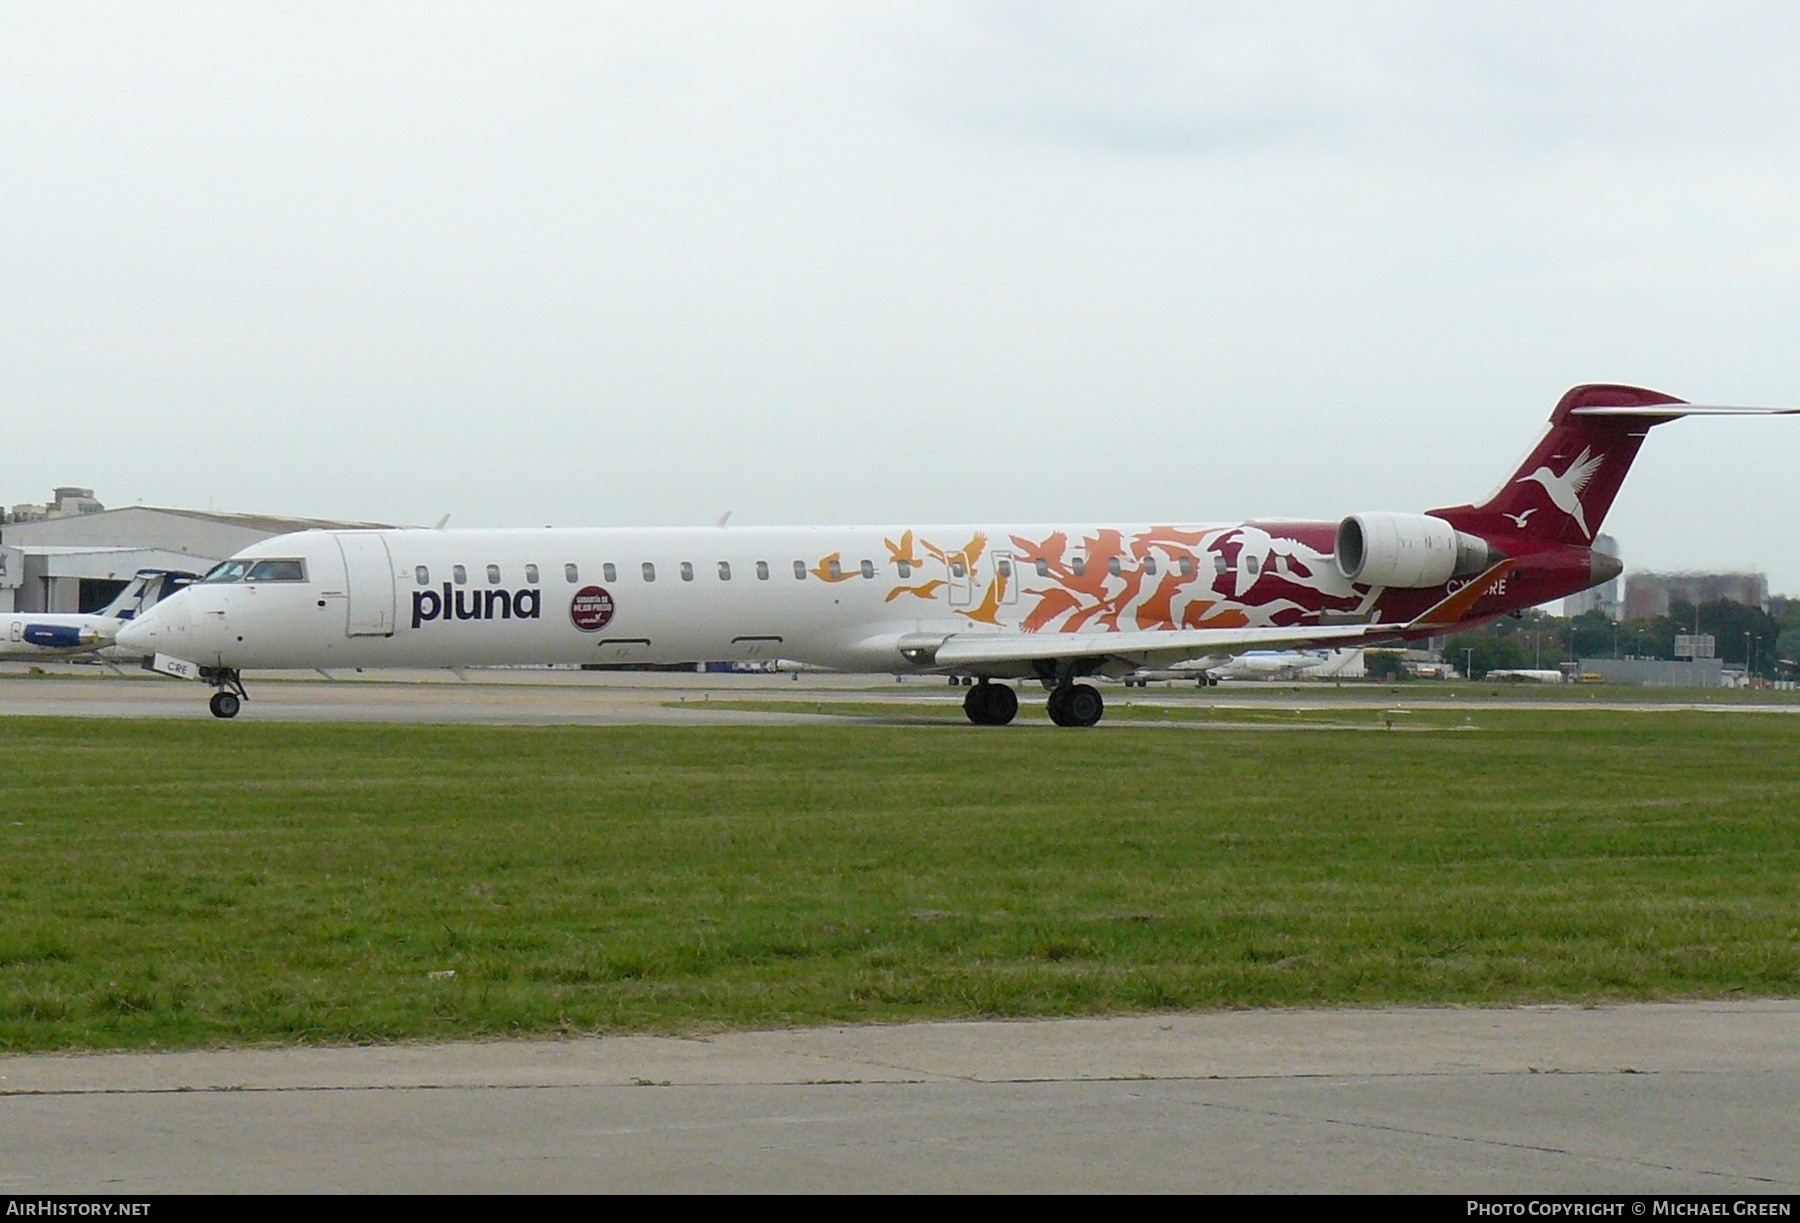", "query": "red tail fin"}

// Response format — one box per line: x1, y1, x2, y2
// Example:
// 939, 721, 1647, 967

1430, 384, 1684, 545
